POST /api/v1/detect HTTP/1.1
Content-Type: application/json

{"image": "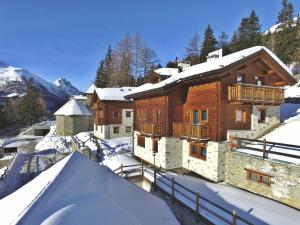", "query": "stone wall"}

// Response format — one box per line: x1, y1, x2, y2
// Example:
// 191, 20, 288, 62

227, 105, 280, 140
225, 151, 300, 209
56, 115, 91, 136
133, 131, 182, 169
182, 141, 227, 182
